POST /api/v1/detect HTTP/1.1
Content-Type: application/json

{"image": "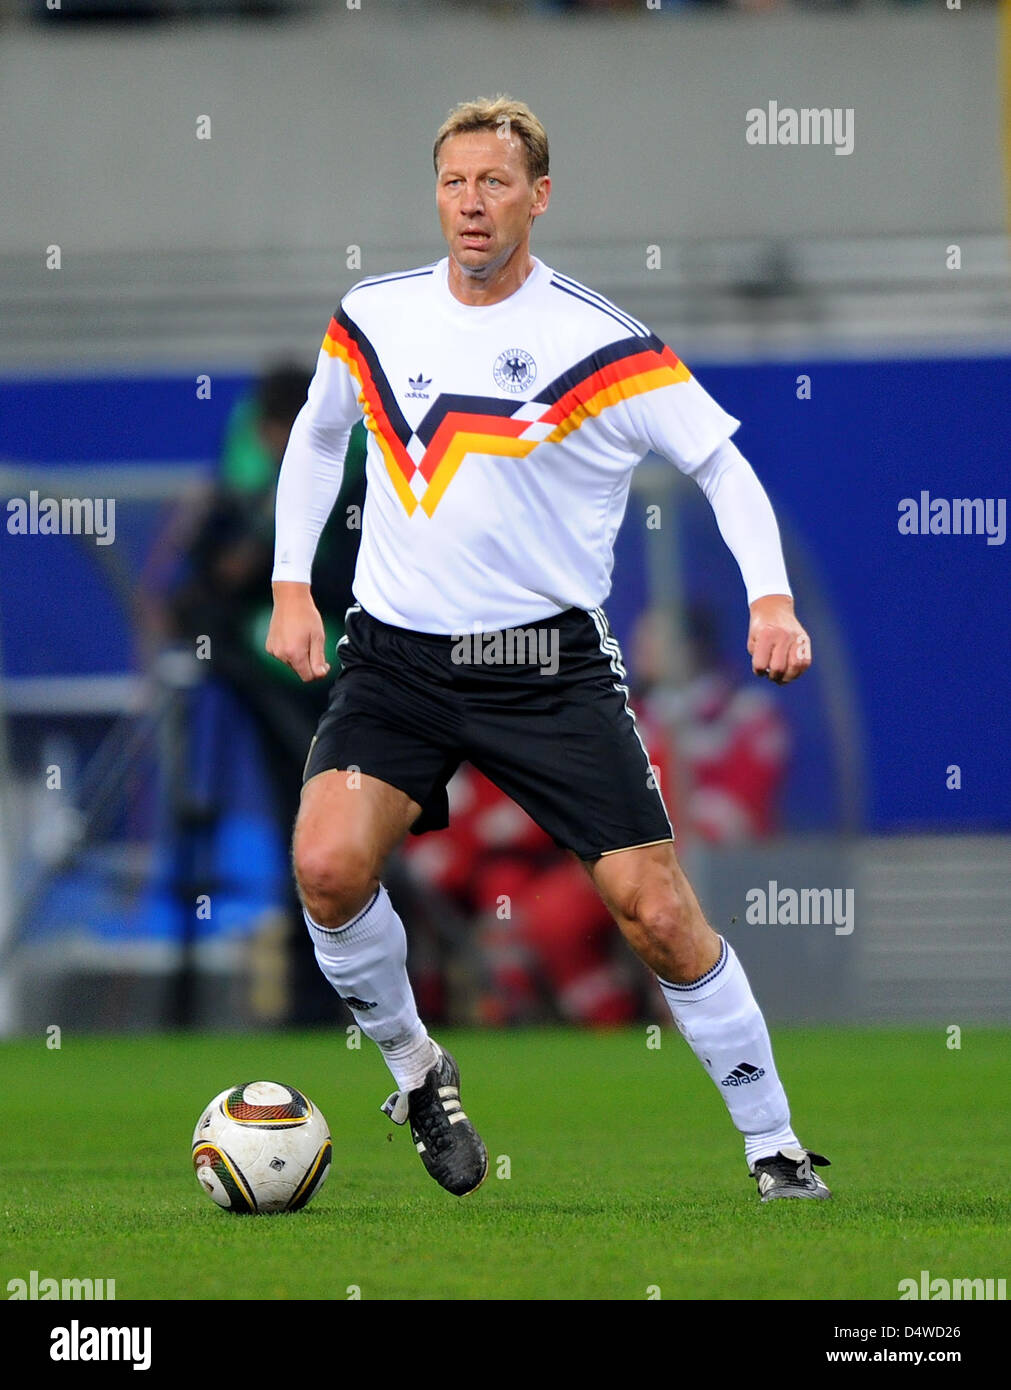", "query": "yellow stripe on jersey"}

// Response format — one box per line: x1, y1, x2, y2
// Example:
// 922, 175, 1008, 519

421, 432, 538, 517
545, 362, 691, 446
